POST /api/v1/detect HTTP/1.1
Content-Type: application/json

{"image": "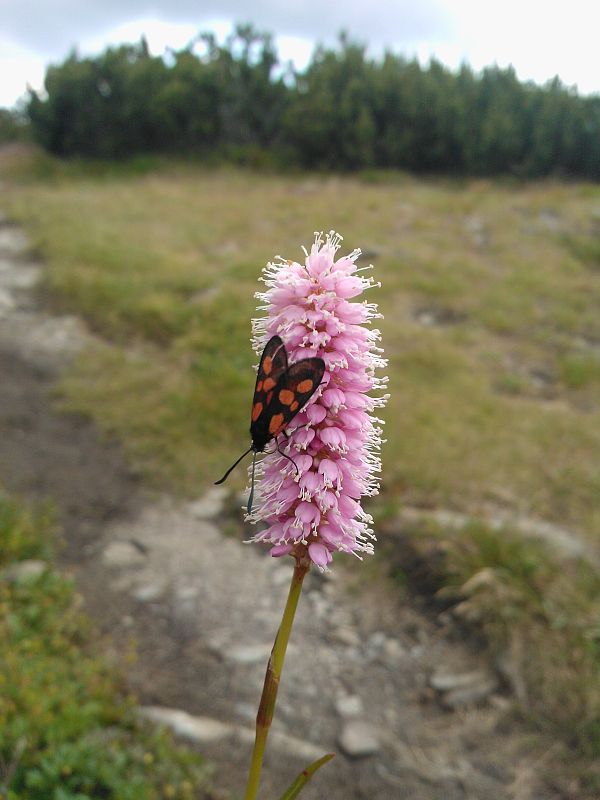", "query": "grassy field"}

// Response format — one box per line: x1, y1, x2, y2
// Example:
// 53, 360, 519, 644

2, 147, 600, 770
2, 151, 600, 537
0, 489, 209, 799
